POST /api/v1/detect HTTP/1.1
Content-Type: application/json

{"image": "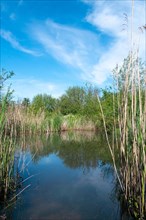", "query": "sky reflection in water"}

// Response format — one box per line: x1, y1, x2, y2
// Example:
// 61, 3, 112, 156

8, 131, 120, 220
